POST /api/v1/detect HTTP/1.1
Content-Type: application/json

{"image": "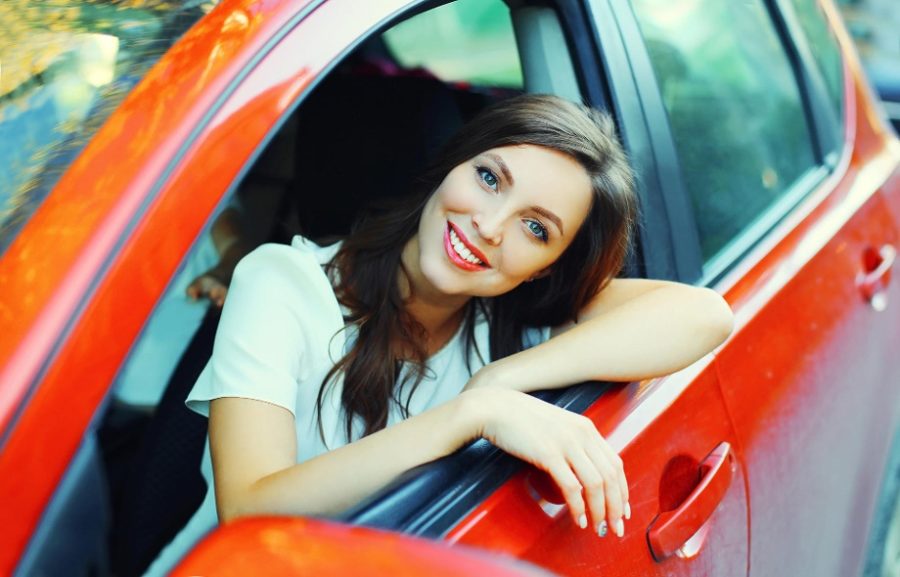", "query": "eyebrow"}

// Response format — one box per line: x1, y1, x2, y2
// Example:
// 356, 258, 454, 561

532, 206, 564, 236
484, 152, 514, 186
